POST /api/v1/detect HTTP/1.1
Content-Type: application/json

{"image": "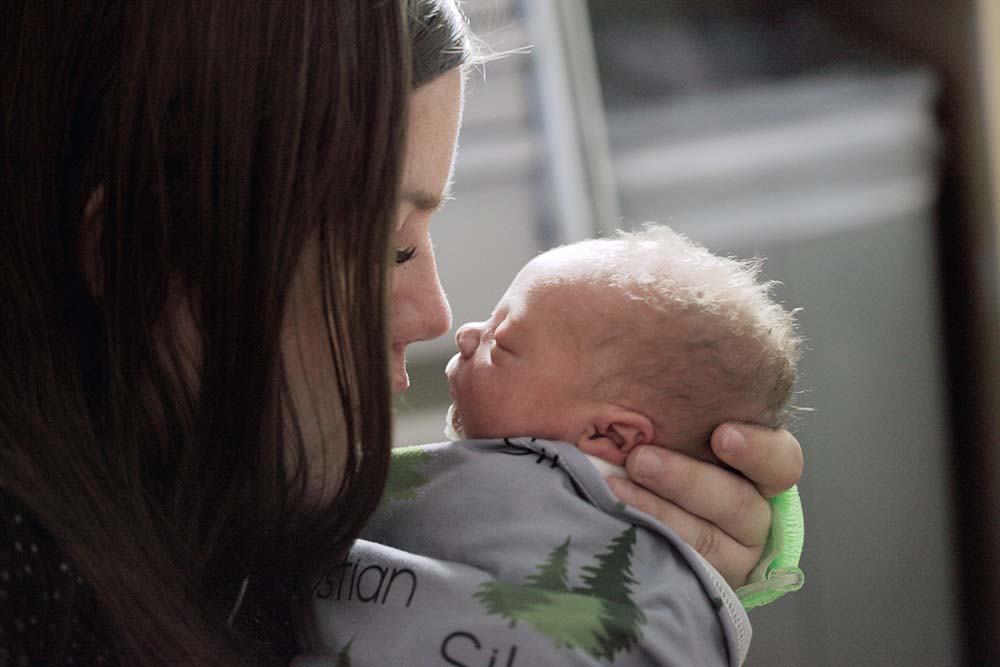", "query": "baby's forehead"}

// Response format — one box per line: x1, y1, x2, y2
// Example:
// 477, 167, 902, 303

516, 261, 609, 316
517, 259, 678, 347
525, 243, 618, 275
516, 246, 618, 297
